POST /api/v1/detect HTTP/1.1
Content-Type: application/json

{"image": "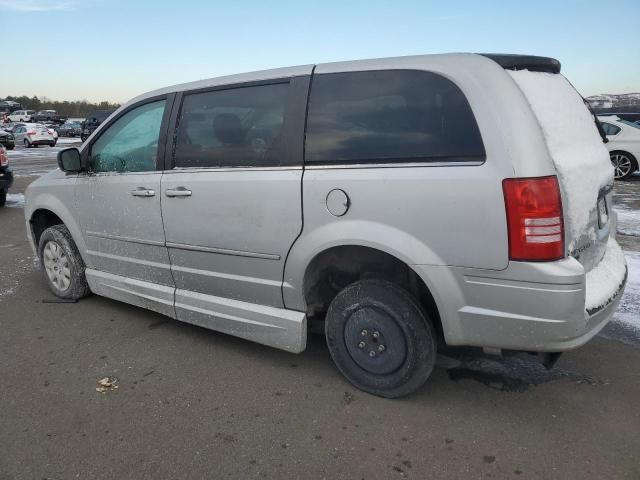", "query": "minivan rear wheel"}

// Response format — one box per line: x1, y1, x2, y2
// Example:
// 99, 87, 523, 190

610, 151, 636, 180
325, 279, 436, 398
38, 225, 90, 300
